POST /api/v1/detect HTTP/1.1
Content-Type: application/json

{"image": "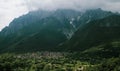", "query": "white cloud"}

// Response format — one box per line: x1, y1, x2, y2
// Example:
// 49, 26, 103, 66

0, 0, 120, 30
0, 0, 28, 30
24, 0, 120, 12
